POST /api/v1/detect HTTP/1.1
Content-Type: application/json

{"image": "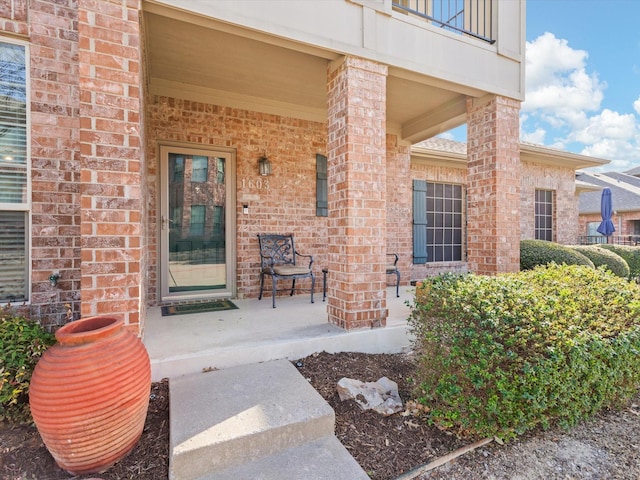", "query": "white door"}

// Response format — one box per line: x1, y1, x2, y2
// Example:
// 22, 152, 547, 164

159, 145, 236, 301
